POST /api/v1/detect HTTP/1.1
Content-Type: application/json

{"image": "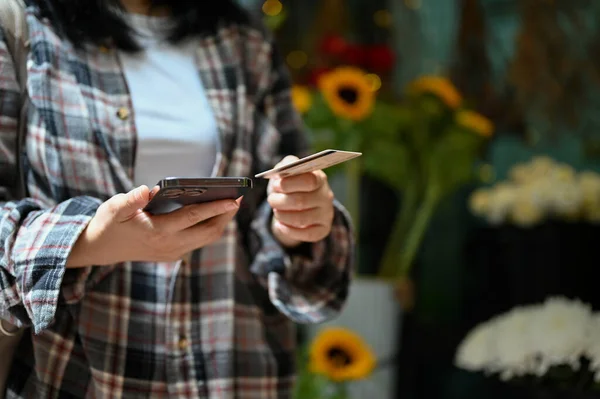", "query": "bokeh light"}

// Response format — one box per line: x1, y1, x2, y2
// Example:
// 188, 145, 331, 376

262, 0, 283, 17
373, 10, 393, 29
286, 50, 308, 69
